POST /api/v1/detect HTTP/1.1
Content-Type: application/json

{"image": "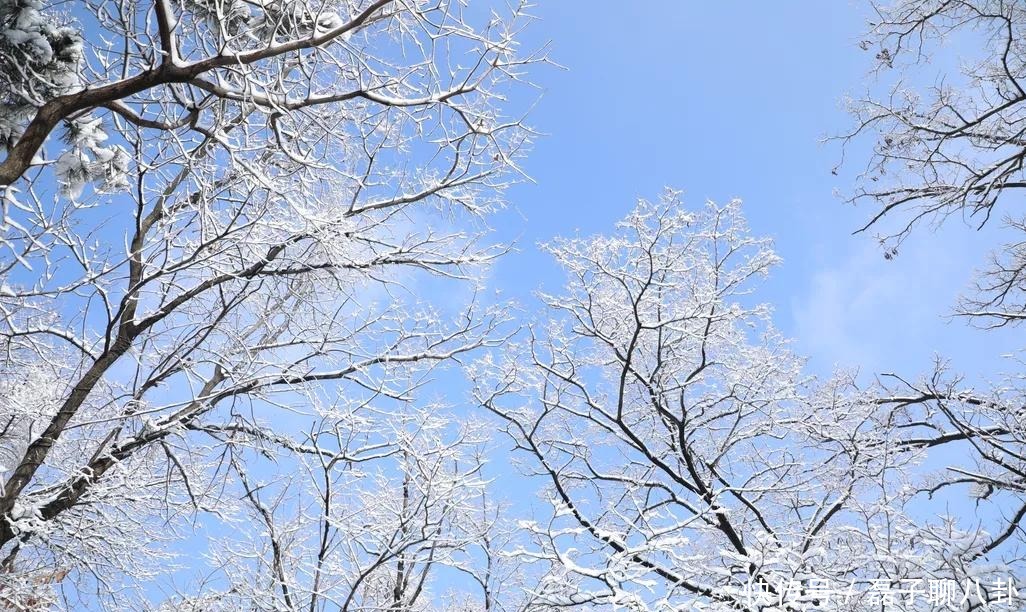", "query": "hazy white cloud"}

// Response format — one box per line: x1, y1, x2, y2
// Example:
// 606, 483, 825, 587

790, 228, 987, 375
